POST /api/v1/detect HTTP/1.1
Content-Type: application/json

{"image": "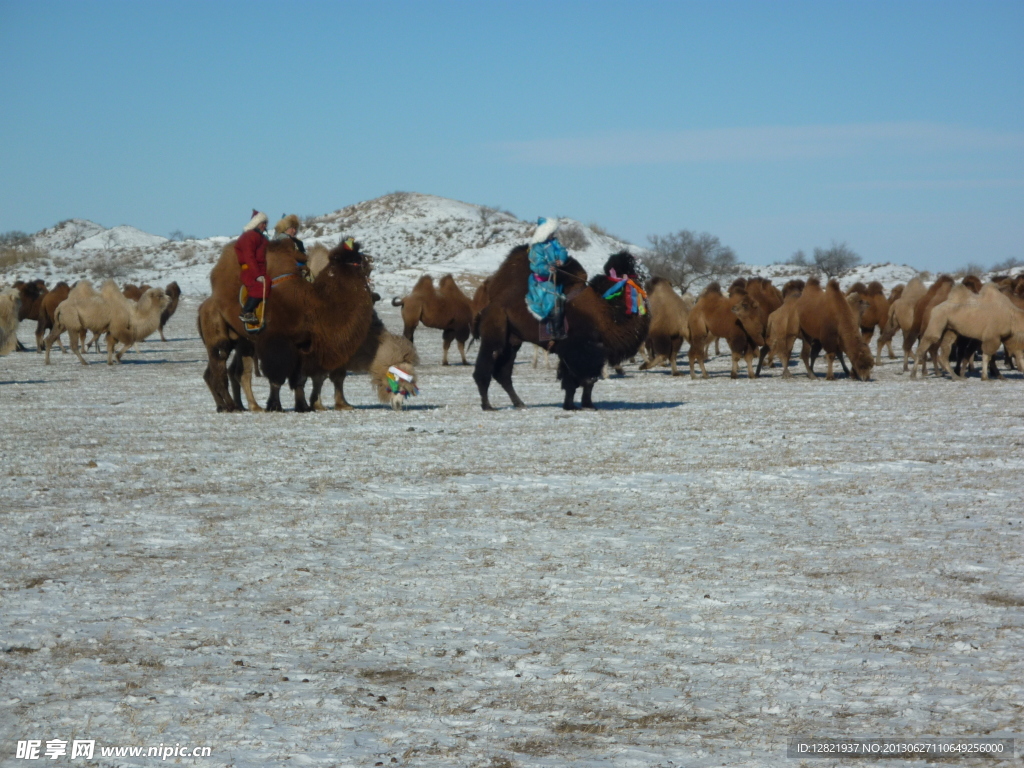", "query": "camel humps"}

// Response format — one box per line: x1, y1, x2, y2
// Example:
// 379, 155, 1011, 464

392, 274, 473, 365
